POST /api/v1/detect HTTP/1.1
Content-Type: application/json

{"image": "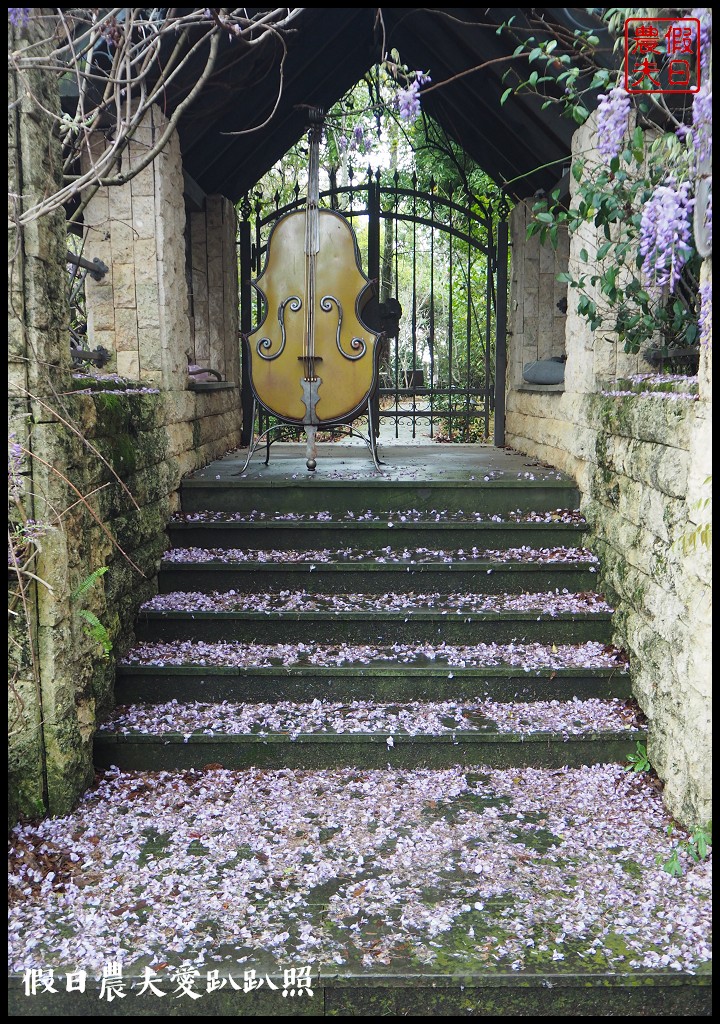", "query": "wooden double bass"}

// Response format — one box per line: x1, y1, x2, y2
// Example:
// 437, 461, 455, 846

244, 108, 382, 470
